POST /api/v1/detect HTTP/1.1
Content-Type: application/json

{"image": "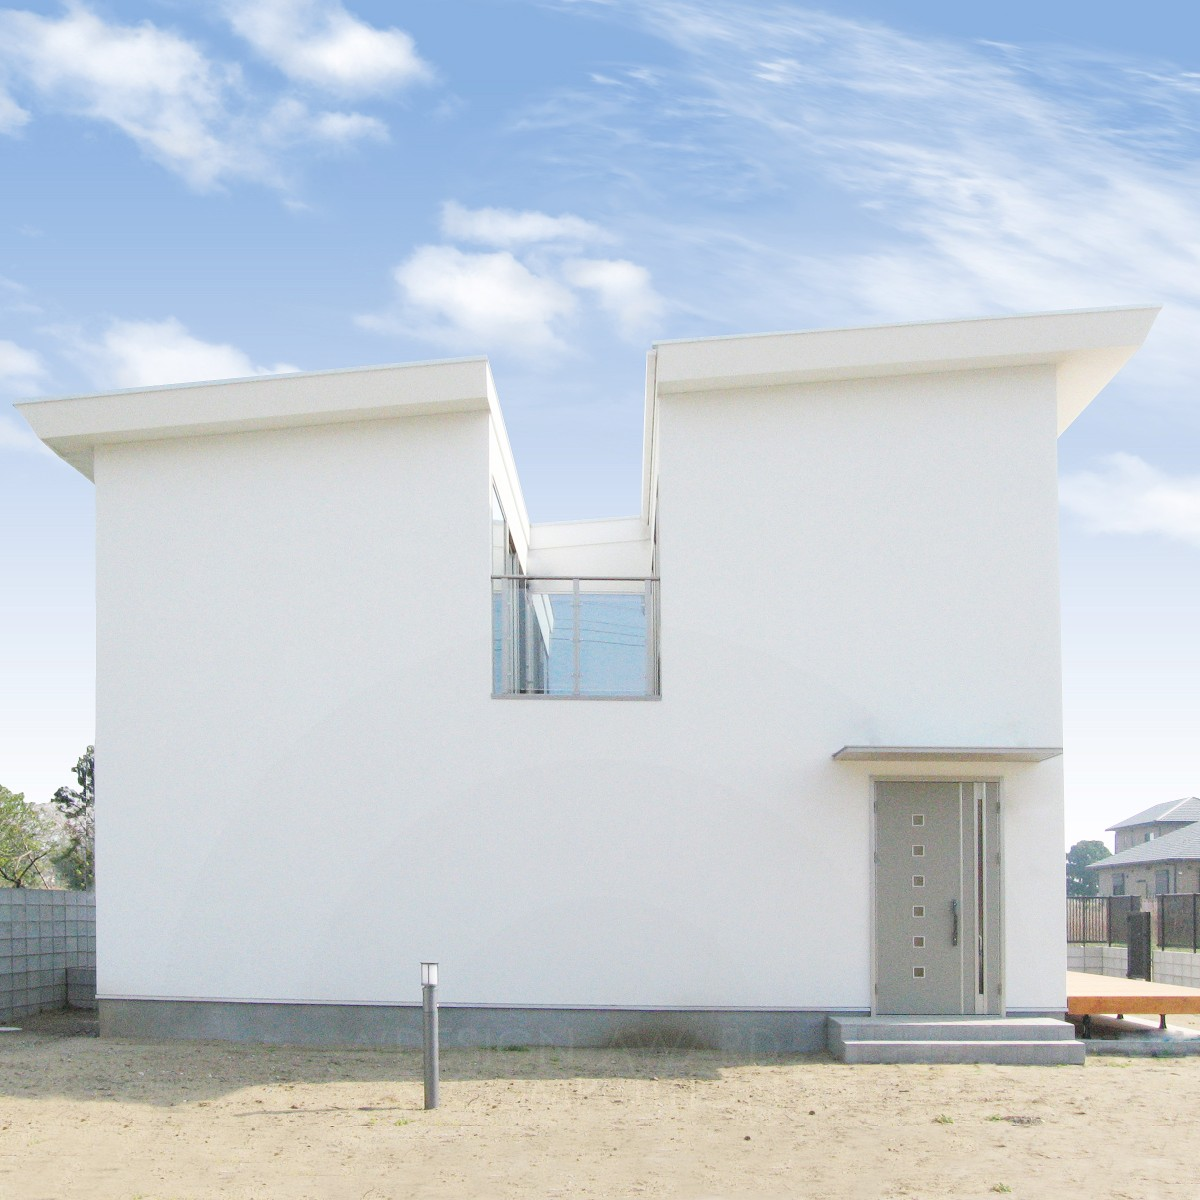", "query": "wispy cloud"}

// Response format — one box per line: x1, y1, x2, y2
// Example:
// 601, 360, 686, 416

224, 0, 430, 96
0, 86, 30, 133
562, 258, 664, 337
0, 340, 48, 454
441, 201, 610, 248
361, 203, 664, 356
0, 339, 45, 385
71, 318, 298, 389
1061, 454, 1200, 550
0, 414, 44, 454
533, 1, 1200, 390
0, 3, 399, 189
